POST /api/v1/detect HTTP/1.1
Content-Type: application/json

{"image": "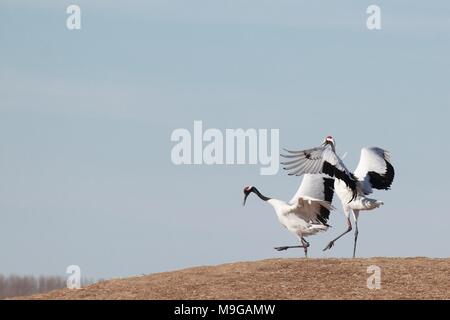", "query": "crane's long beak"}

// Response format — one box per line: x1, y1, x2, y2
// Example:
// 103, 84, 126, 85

243, 193, 250, 206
